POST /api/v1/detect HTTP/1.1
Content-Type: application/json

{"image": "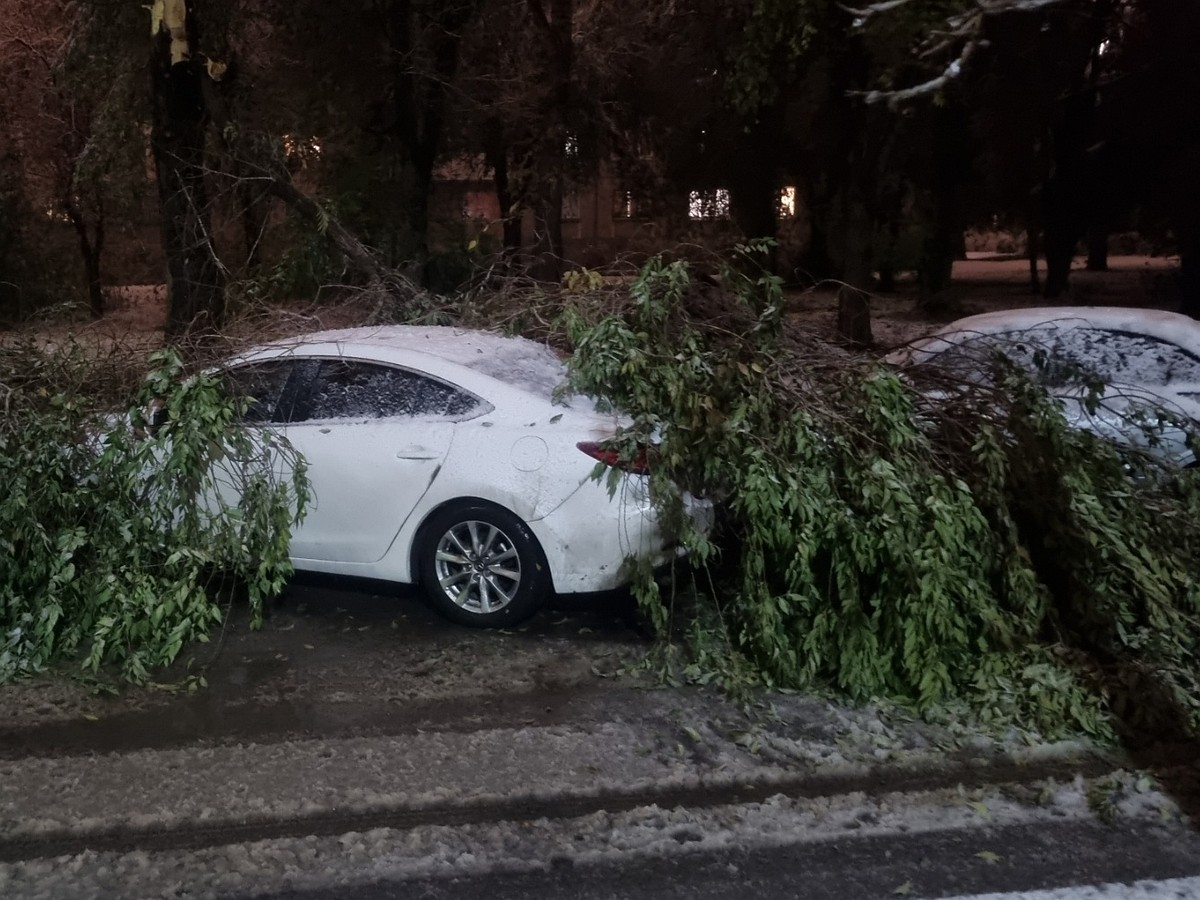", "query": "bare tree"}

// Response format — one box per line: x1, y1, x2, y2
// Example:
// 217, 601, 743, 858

1, 0, 109, 317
